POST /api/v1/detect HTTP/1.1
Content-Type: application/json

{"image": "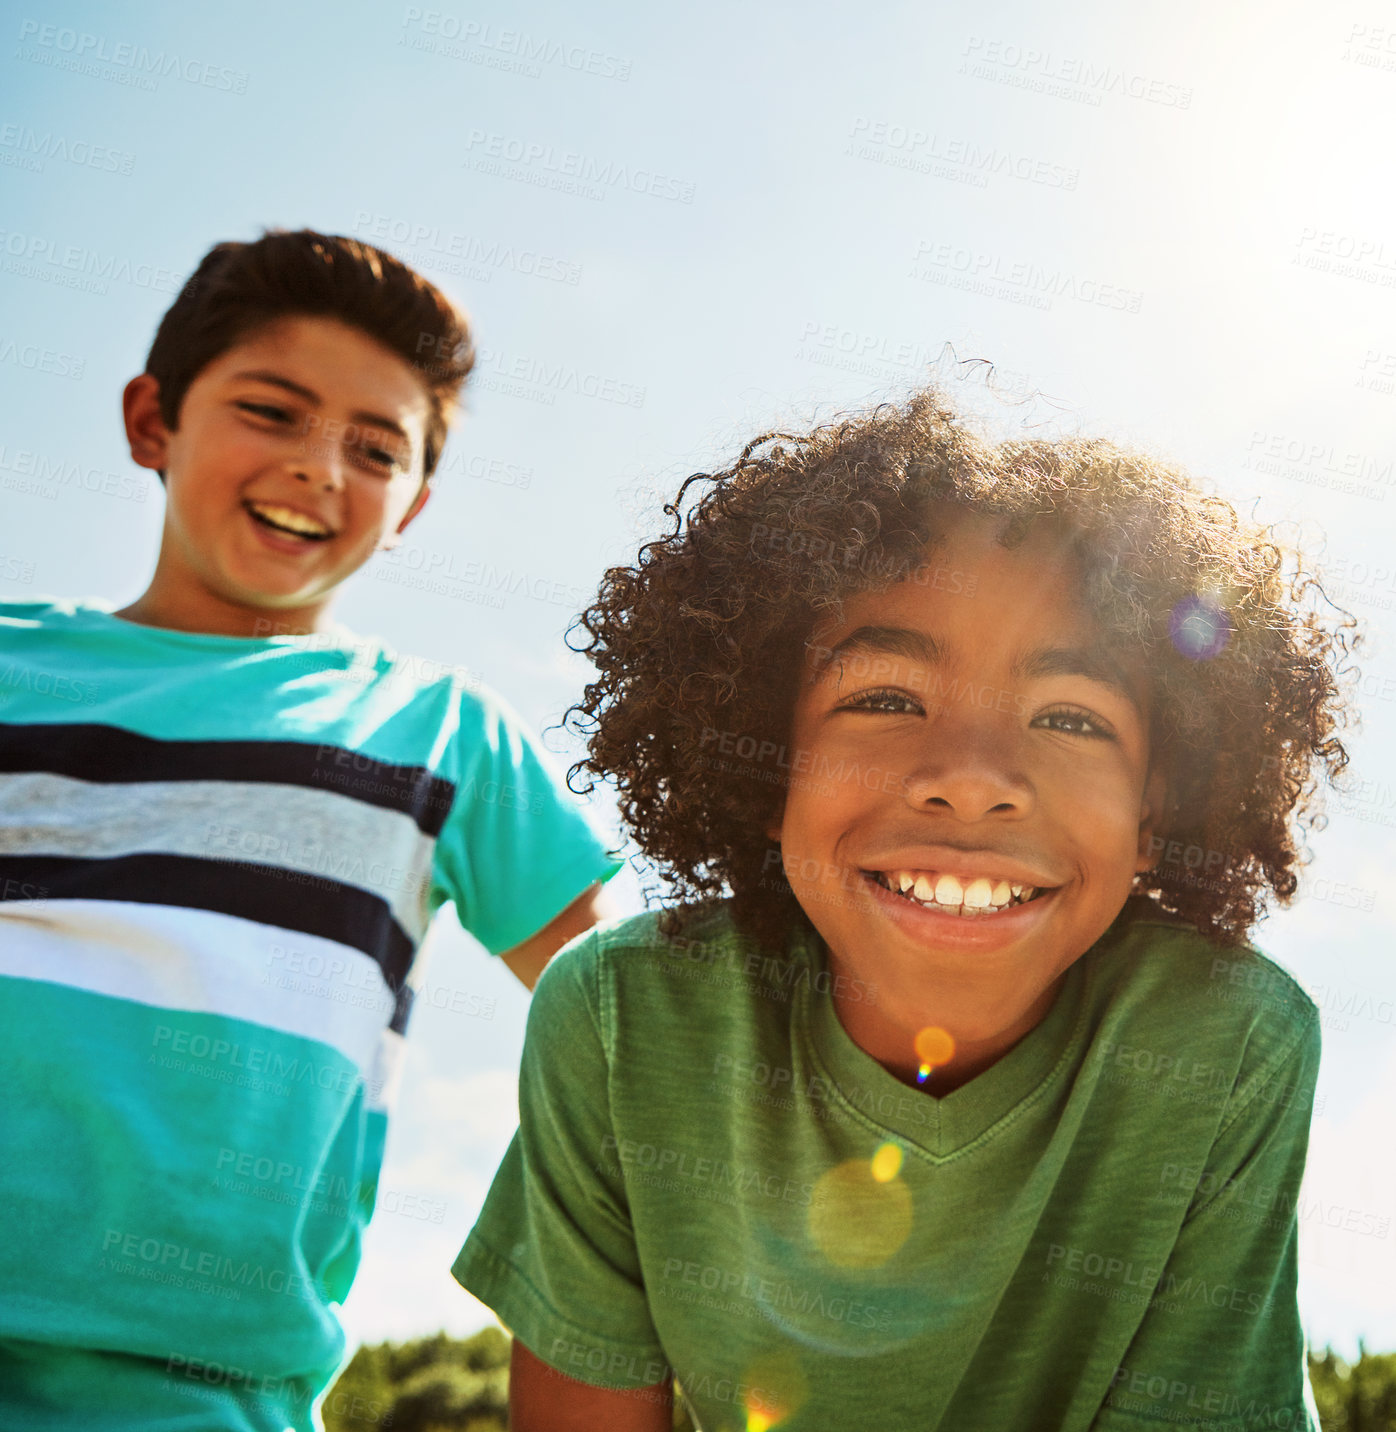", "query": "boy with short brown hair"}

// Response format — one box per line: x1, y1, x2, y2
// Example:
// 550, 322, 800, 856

0, 228, 619, 1430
